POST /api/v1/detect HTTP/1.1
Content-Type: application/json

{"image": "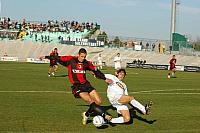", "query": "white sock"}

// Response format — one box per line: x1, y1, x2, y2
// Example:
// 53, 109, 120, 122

172, 72, 174, 77
130, 99, 146, 114
110, 117, 124, 123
